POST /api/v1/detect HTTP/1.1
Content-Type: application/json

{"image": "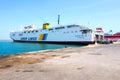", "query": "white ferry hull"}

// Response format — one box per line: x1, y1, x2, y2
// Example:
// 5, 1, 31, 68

10, 24, 103, 45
